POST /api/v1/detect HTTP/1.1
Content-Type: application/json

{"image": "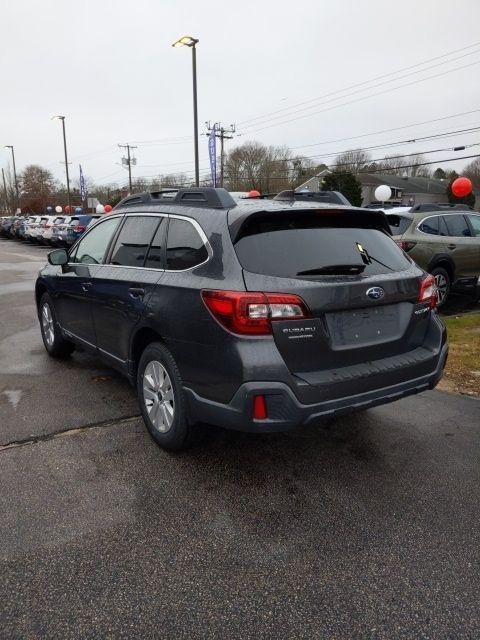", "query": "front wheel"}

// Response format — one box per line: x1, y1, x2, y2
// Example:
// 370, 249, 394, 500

39, 293, 75, 358
431, 267, 451, 308
137, 342, 196, 451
